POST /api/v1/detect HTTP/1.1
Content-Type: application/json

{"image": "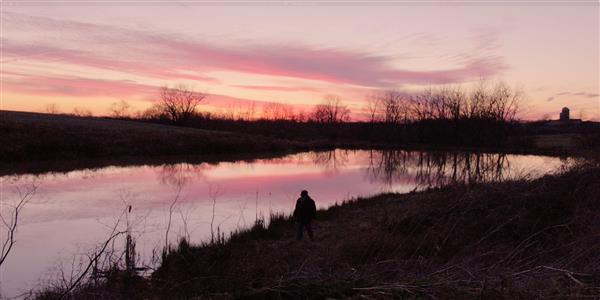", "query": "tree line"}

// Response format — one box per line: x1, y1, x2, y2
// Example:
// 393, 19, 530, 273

366, 80, 520, 124
136, 85, 351, 125
145, 80, 519, 125
44, 80, 520, 126
42, 80, 523, 147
